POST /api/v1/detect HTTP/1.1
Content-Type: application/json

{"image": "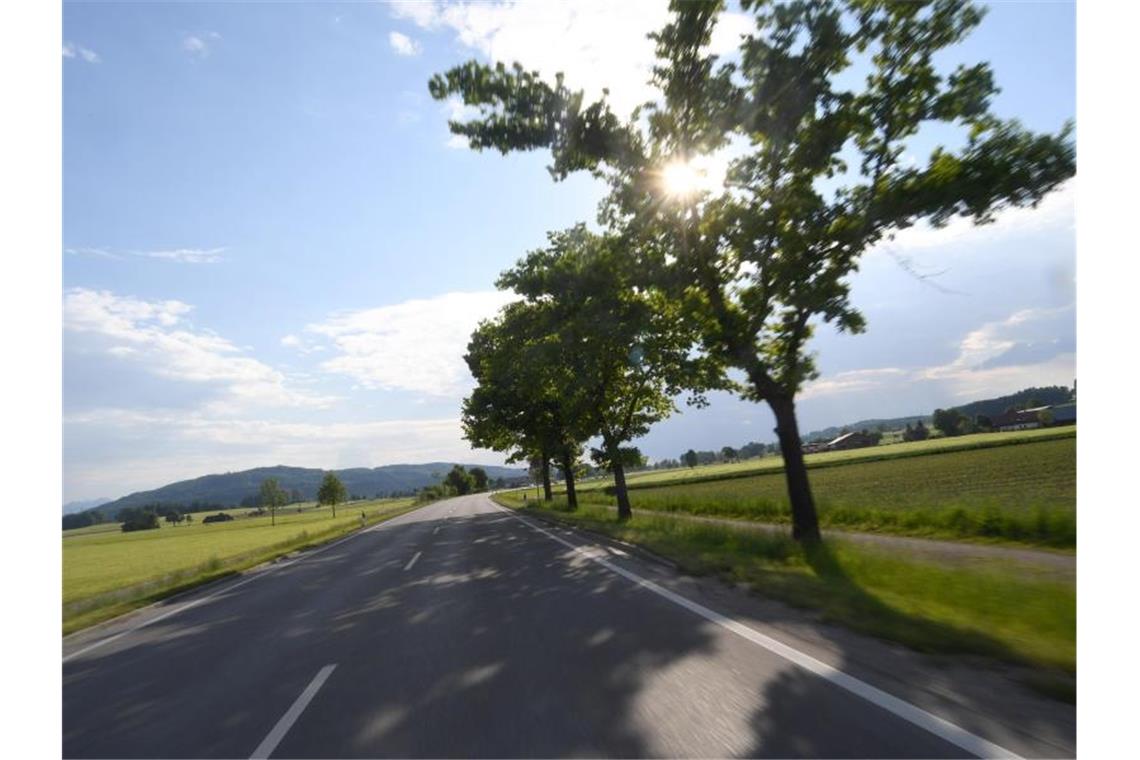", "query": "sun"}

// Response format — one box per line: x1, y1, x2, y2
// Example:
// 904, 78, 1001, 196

659, 154, 727, 199
661, 160, 704, 198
